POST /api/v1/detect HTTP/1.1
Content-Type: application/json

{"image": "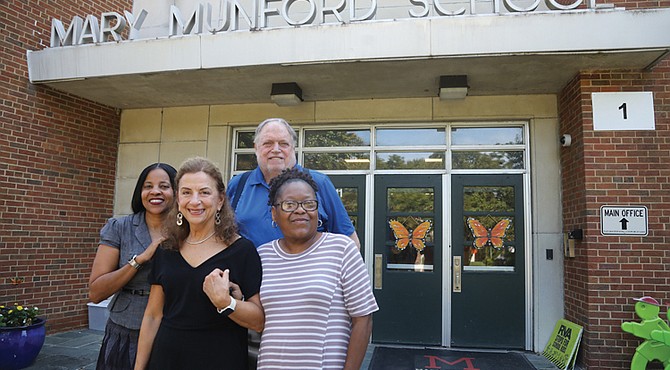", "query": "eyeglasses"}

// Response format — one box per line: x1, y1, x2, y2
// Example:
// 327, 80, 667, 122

274, 200, 318, 212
